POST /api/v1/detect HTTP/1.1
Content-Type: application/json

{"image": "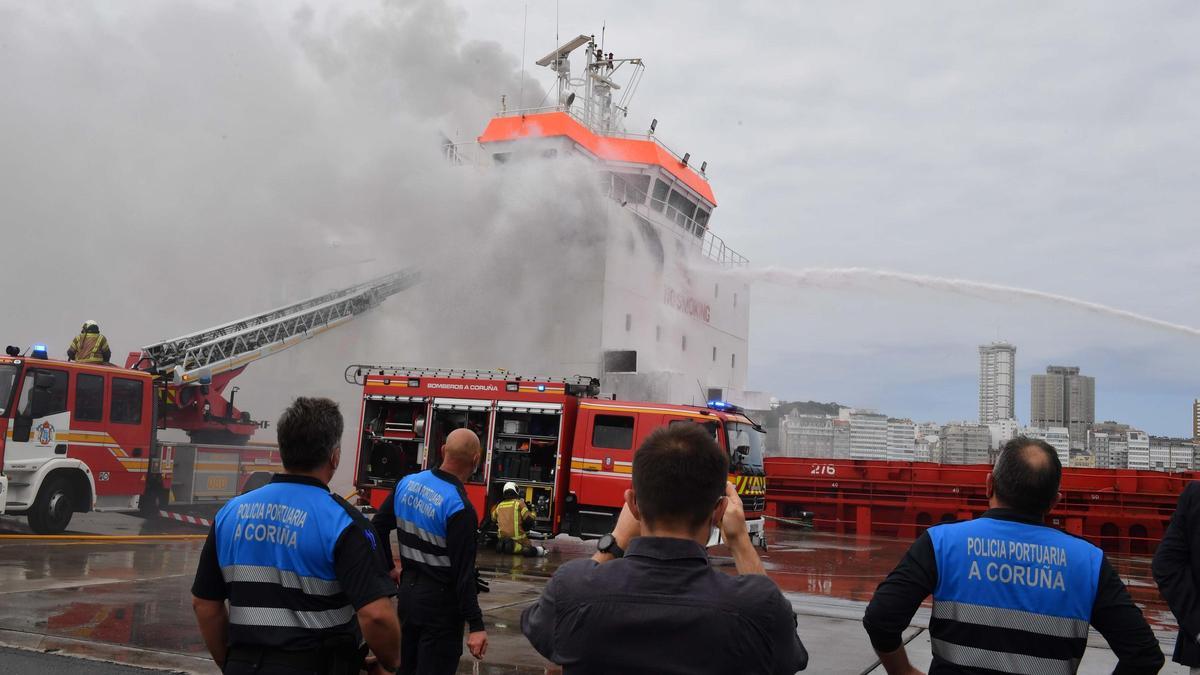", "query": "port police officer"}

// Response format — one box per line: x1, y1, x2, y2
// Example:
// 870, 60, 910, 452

372, 428, 488, 675
191, 397, 401, 674
864, 437, 1163, 674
